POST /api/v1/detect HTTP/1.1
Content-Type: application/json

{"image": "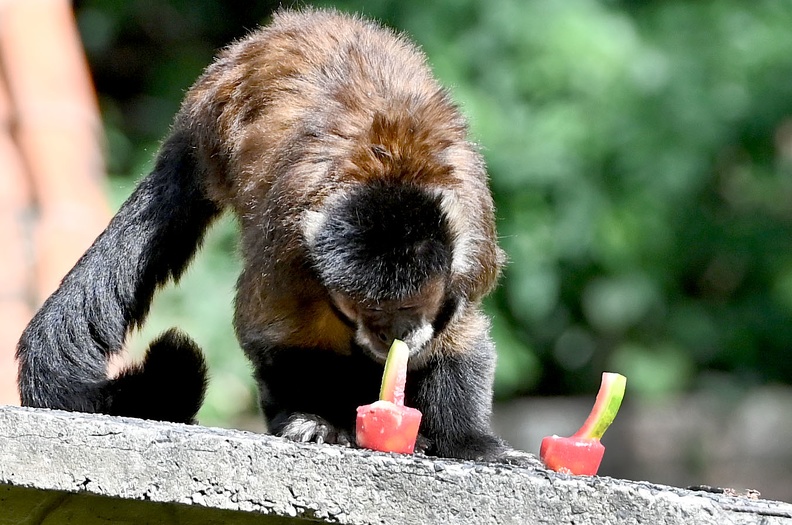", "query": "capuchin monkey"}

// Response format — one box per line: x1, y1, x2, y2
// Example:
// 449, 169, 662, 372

16, 8, 526, 463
